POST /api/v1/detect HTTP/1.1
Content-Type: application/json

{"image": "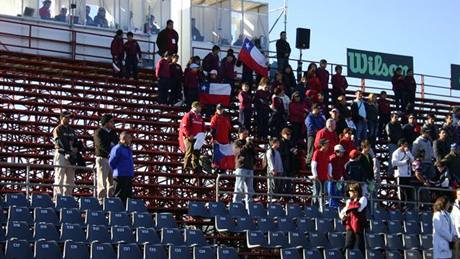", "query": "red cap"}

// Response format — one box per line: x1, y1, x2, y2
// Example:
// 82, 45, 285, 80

349, 149, 360, 159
